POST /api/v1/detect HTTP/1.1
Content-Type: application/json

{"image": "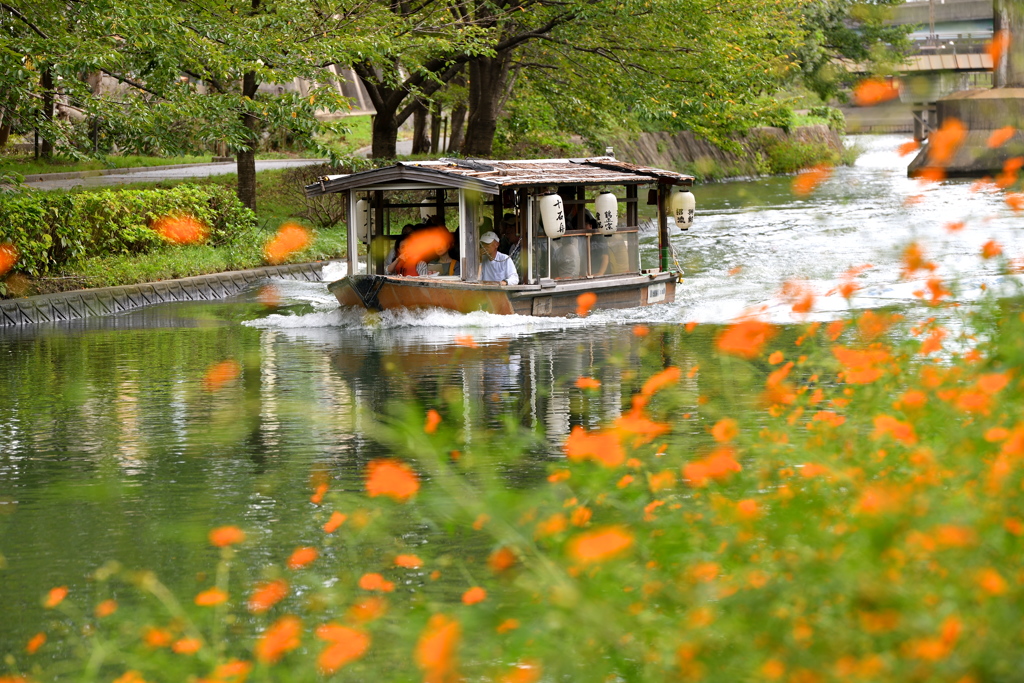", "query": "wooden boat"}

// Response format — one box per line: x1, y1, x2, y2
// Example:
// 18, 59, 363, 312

304, 157, 695, 316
